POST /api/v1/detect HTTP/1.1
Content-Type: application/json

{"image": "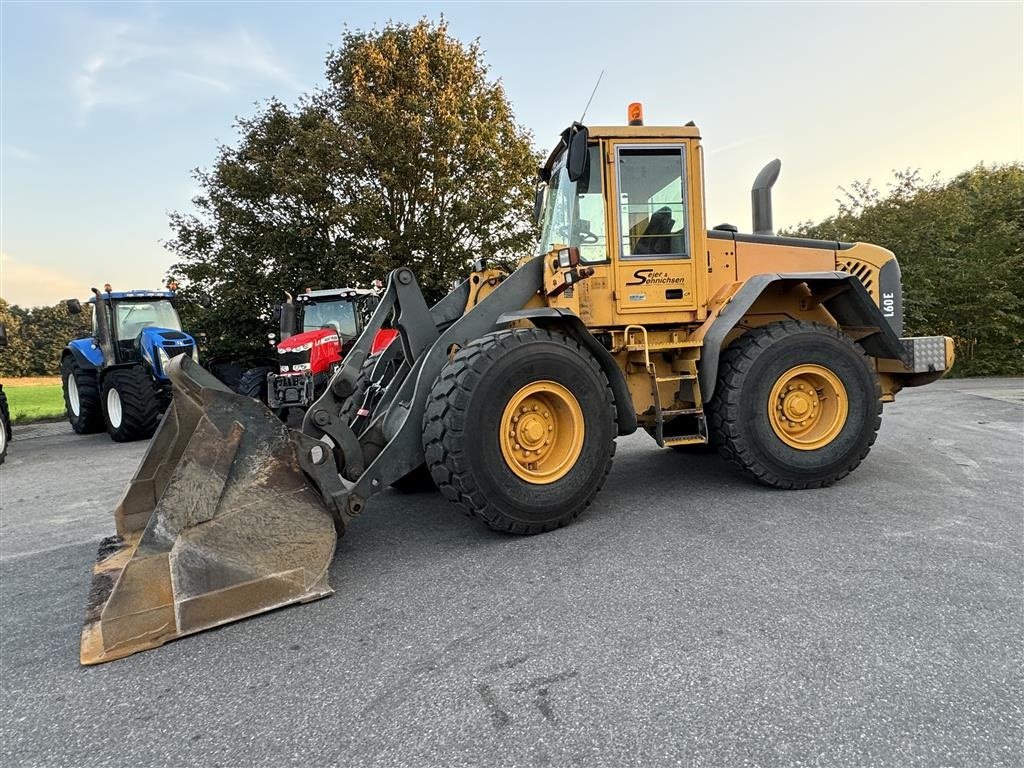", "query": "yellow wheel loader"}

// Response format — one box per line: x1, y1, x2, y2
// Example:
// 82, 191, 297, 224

80, 109, 954, 664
